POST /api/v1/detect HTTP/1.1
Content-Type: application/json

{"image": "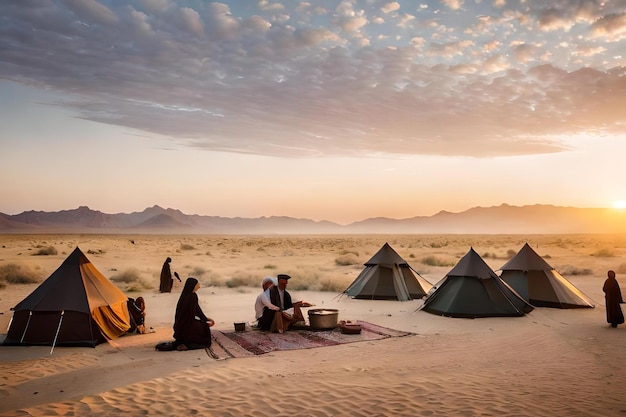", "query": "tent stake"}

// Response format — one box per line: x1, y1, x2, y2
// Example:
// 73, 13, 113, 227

50, 310, 65, 355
